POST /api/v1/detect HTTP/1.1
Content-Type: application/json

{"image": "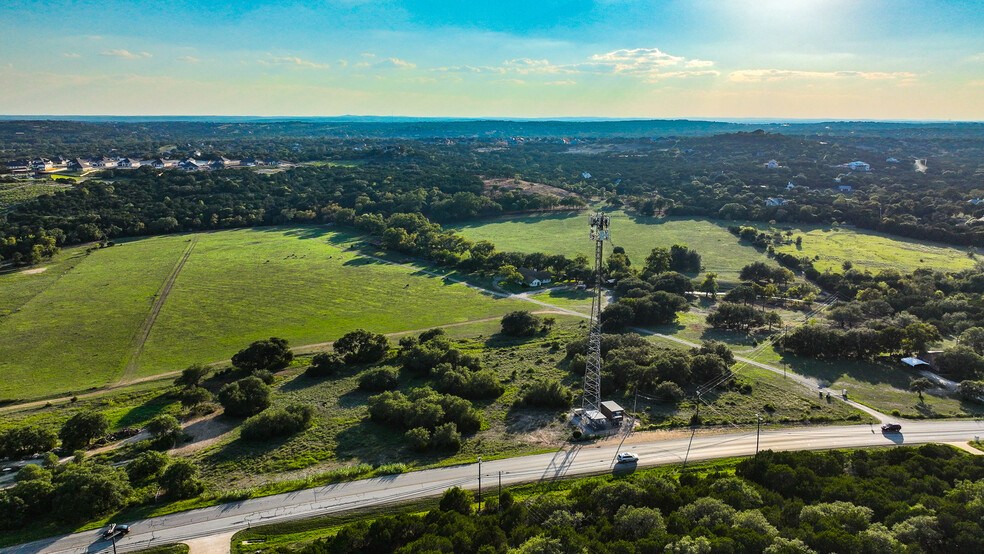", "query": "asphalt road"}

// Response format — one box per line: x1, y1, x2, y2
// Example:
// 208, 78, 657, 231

6, 419, 984, 554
